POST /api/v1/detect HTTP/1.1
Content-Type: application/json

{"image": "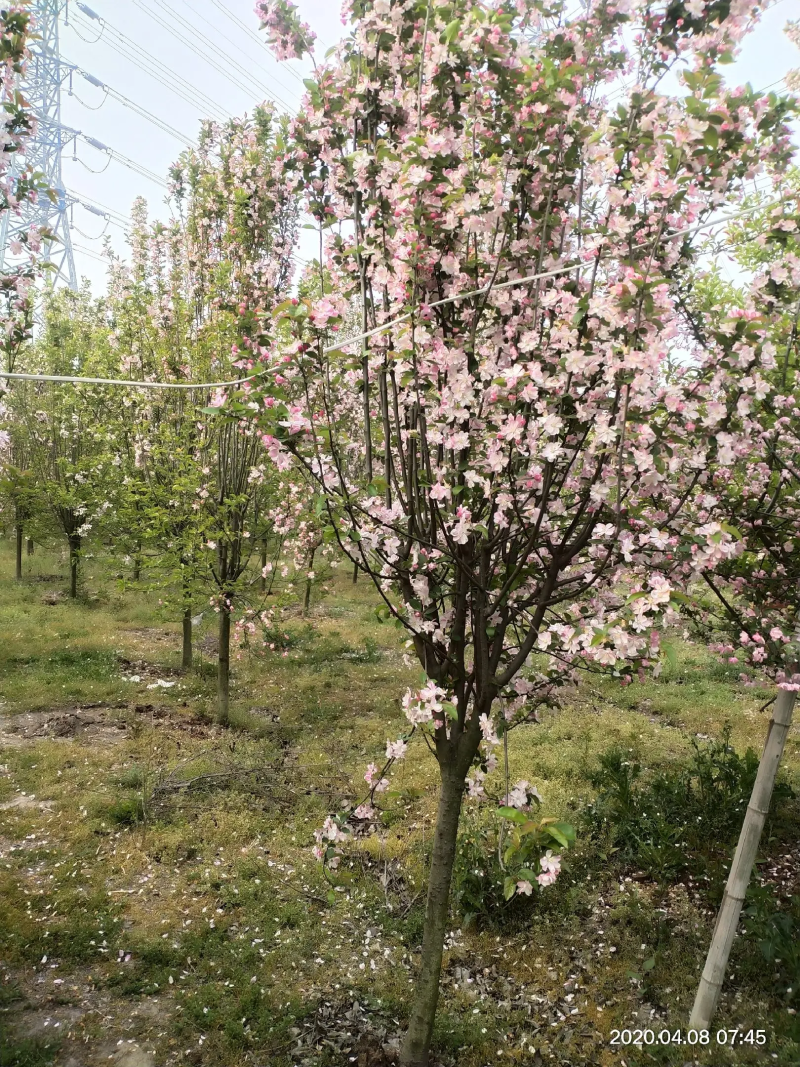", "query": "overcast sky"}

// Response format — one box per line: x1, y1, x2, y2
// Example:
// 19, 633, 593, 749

56, 0, 798, 292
